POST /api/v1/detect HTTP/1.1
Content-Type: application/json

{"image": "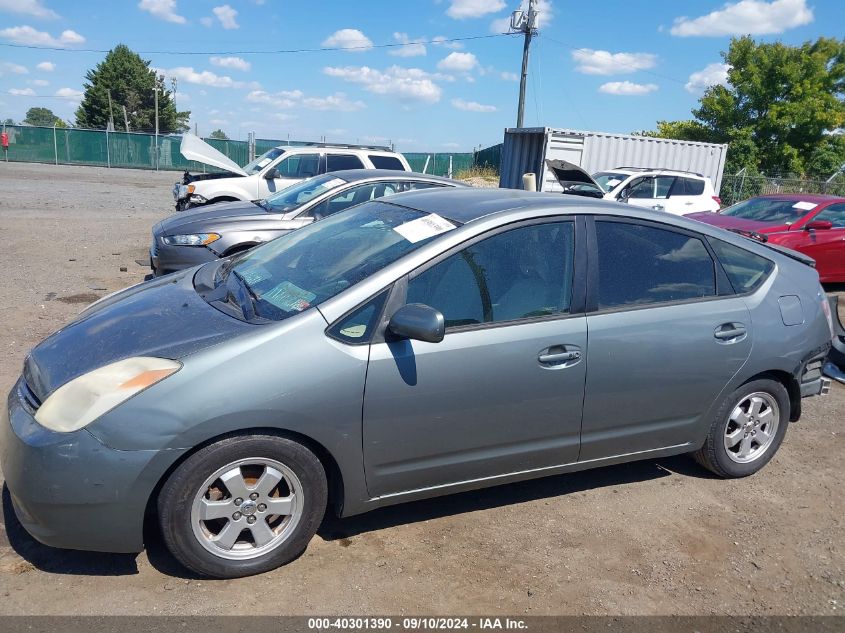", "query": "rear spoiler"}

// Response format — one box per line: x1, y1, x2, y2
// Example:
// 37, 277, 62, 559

727, 228, 816, 268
